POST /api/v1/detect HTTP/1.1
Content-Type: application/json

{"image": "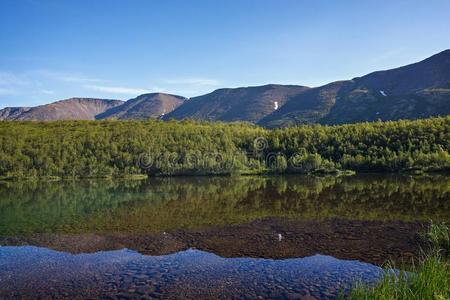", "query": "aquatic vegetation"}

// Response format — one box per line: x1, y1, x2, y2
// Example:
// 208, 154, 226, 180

427, 222, 450, 255
348, 223, 450, 299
